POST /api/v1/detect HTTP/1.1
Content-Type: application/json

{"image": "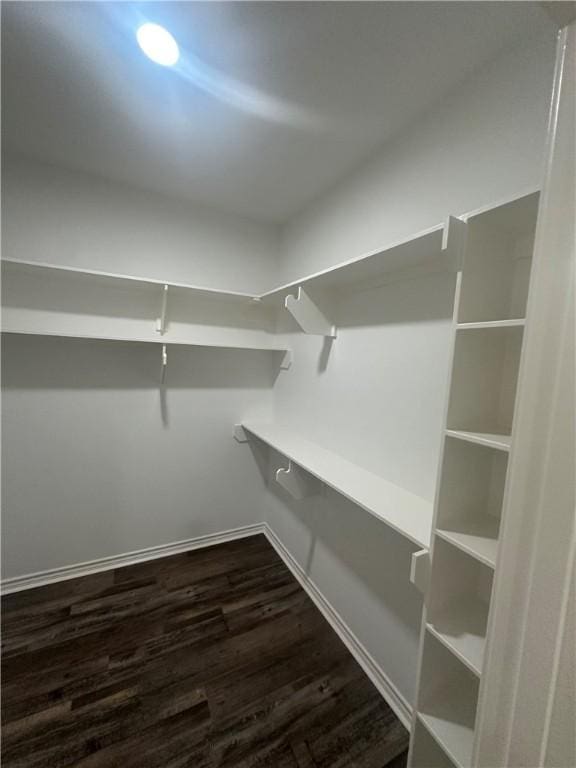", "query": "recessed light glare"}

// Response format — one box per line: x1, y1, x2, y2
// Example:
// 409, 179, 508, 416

137, 23, 179, 67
